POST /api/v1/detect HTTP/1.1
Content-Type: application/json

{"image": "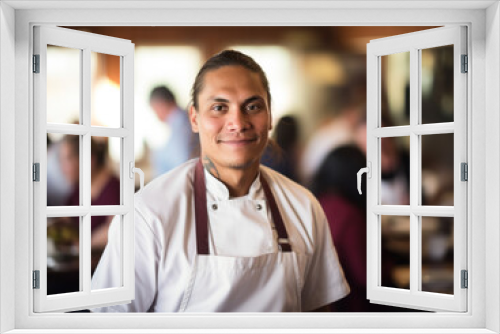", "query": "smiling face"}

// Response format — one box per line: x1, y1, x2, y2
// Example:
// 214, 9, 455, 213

189, 65, 272, 173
